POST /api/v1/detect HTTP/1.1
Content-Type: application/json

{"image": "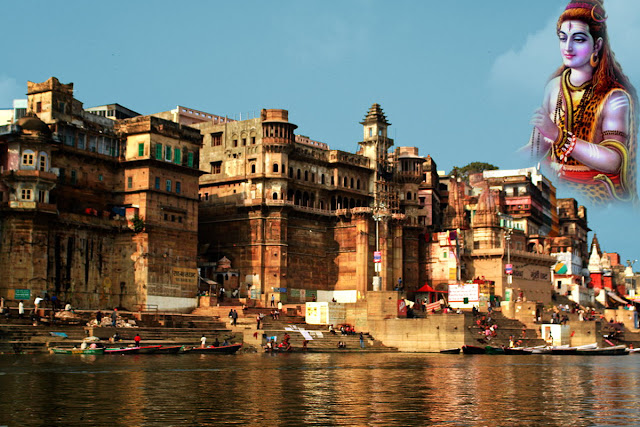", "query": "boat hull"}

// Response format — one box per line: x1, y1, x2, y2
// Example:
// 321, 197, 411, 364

185, 343, 242, 354
50, 347, 105, 355
462, 345, 486, 355
105, 347, 140, 355
439, 348, 461, 354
